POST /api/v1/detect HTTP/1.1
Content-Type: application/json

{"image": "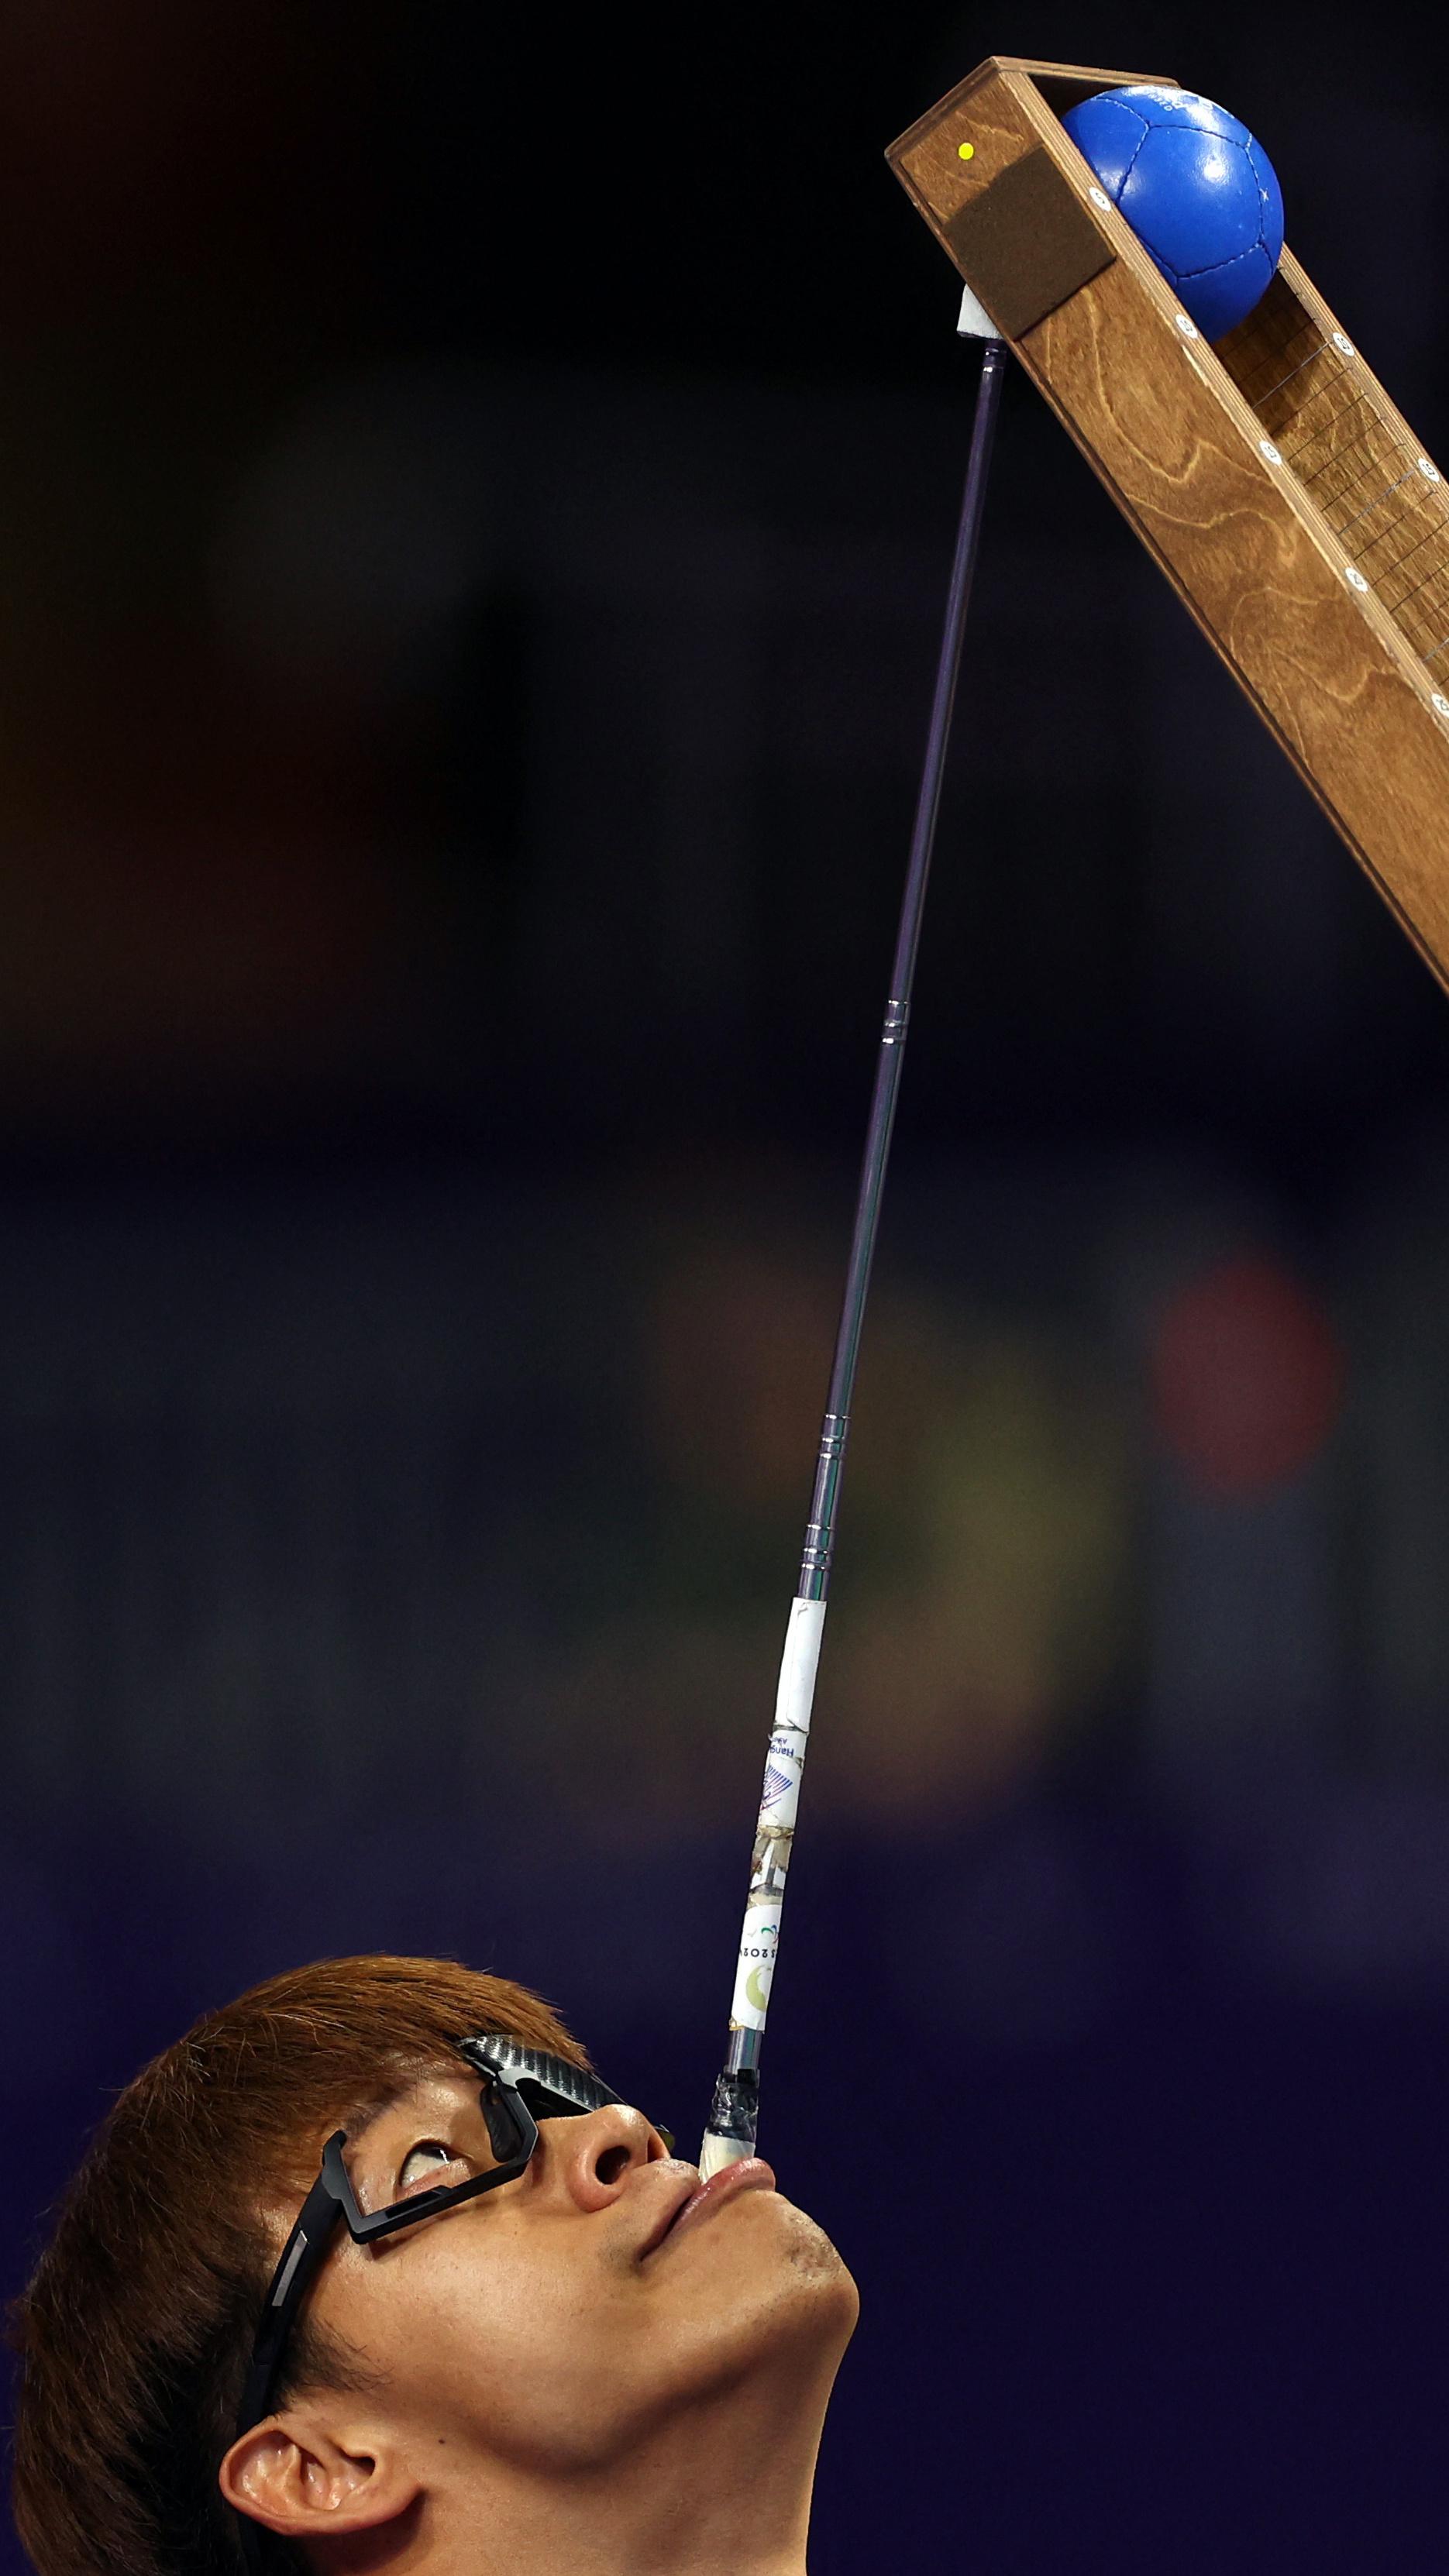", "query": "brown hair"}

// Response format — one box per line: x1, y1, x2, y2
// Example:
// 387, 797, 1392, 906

9, 1955, 587, 2576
